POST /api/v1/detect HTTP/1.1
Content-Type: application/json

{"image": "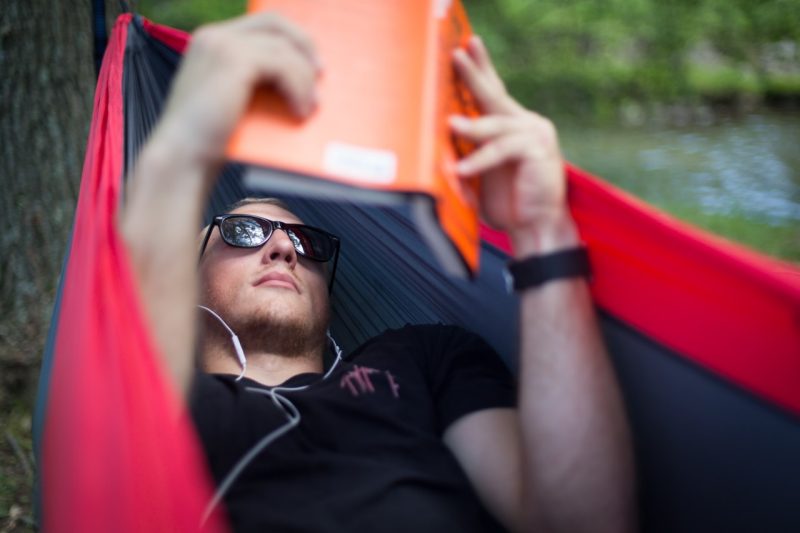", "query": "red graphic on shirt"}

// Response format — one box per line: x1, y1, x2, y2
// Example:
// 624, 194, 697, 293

339, 365, 400, 398
385, 371, 400, 398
